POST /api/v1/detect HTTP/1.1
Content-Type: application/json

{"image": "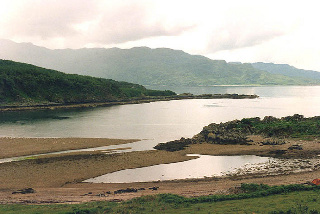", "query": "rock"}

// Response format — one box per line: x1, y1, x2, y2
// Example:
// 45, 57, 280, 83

261, 139, 286, 145
114, 188, 138, 194
149, 186, 159, 190
288, 144, 303, 150
12, 188, 35, 194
